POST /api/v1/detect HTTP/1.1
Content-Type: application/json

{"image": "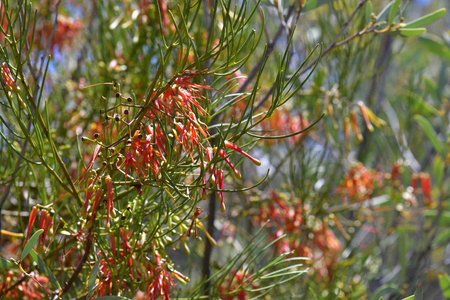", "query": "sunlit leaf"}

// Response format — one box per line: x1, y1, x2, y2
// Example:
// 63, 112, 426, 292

398, 28, 427, 37
403, 8, 447, 29
438, 273, 450, 299
21, 229, 43, 260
